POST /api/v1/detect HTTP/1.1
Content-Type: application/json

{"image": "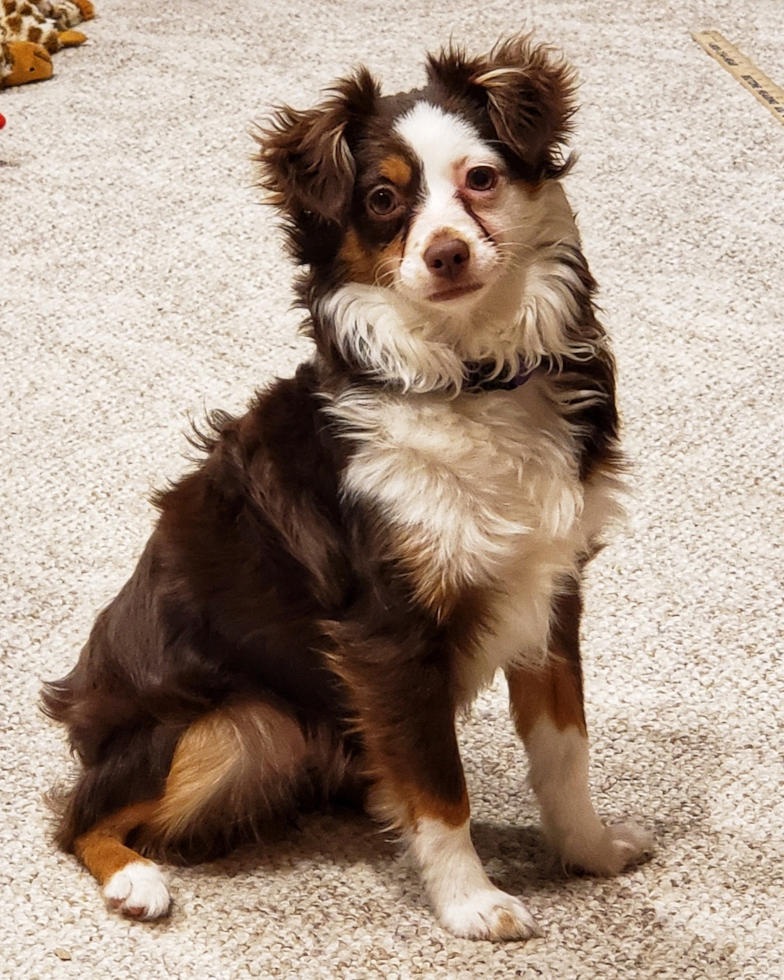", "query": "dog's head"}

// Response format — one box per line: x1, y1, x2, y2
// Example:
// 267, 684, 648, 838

256, 35, 585, 388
